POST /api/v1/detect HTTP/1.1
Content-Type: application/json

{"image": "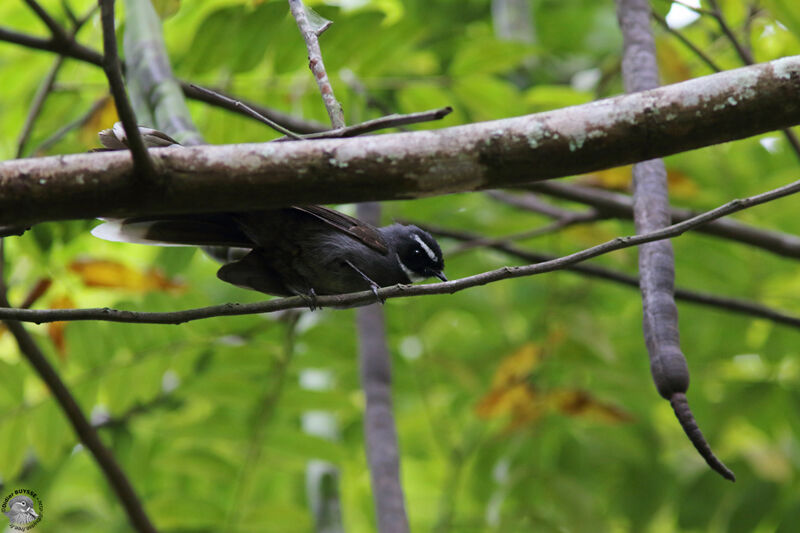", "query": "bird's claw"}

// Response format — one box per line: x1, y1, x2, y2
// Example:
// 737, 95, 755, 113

370, 283, 385, 305
300, 288, 319, 311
